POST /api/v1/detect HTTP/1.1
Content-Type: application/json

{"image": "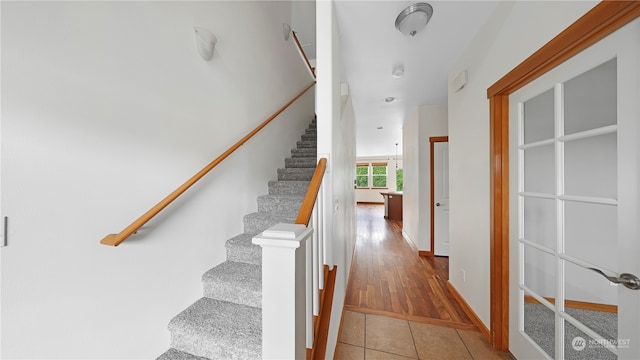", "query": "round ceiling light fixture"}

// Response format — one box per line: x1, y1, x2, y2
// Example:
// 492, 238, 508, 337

395, 2, 433, 36
385, 96, 396, 103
